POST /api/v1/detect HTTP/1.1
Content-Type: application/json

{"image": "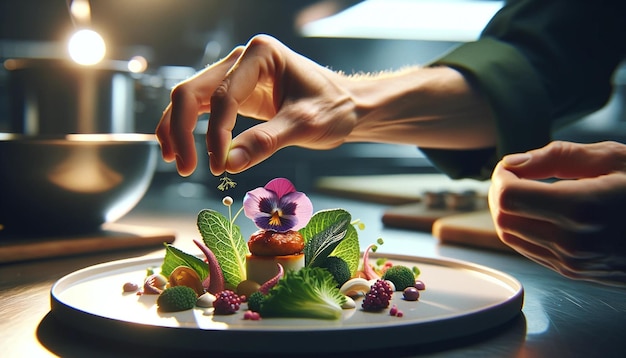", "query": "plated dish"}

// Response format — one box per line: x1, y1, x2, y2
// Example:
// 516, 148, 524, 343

50, 252, 523, 354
